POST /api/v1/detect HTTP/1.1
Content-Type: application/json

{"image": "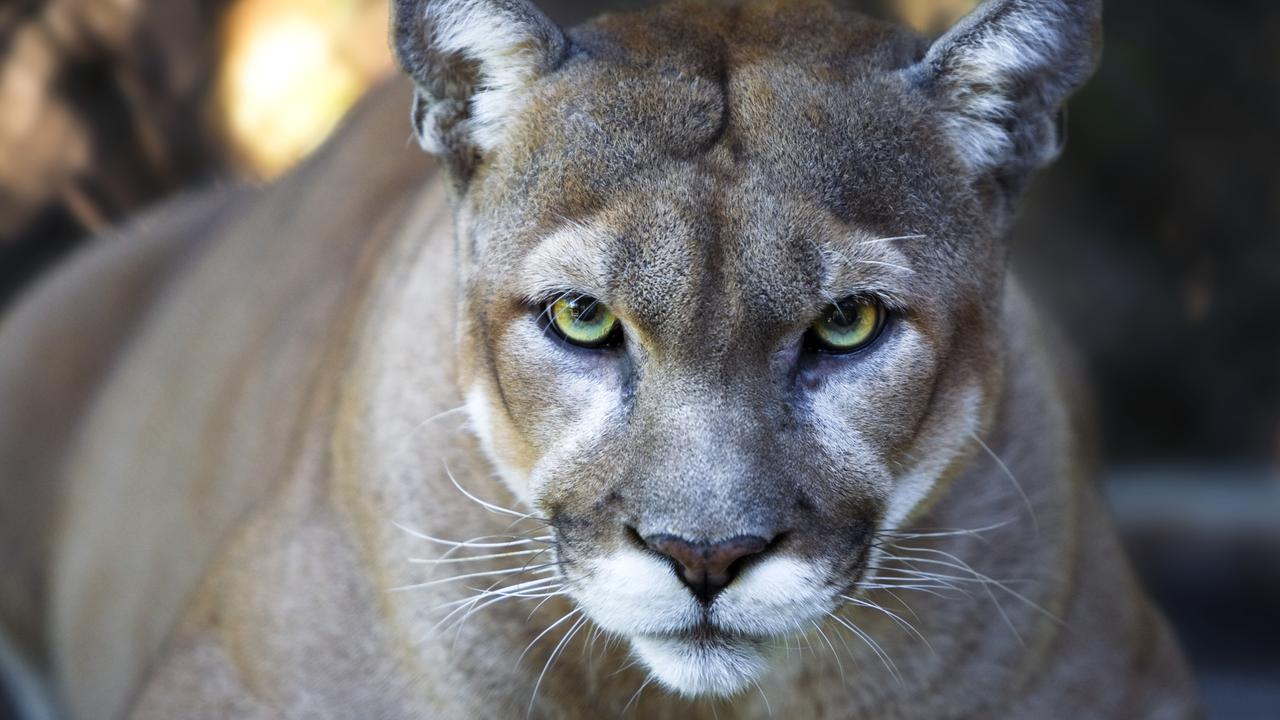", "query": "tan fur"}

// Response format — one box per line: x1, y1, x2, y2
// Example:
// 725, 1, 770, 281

1, 2, 1199, 718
